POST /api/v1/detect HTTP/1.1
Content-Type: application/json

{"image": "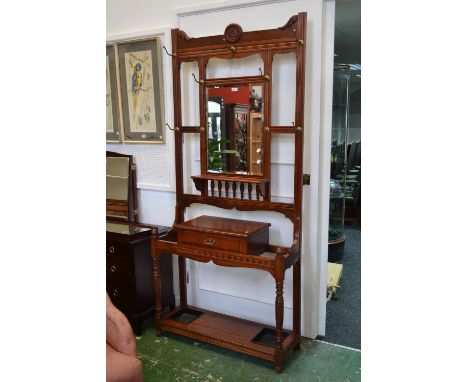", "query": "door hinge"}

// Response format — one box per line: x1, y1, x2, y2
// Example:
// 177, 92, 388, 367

186, 272, 189, 284
303, 174, 310, 185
